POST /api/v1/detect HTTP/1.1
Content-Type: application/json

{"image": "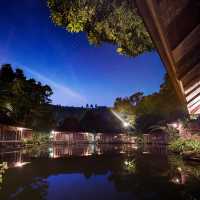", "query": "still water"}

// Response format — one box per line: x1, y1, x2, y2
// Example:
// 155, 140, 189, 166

0, 144, 200, 200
